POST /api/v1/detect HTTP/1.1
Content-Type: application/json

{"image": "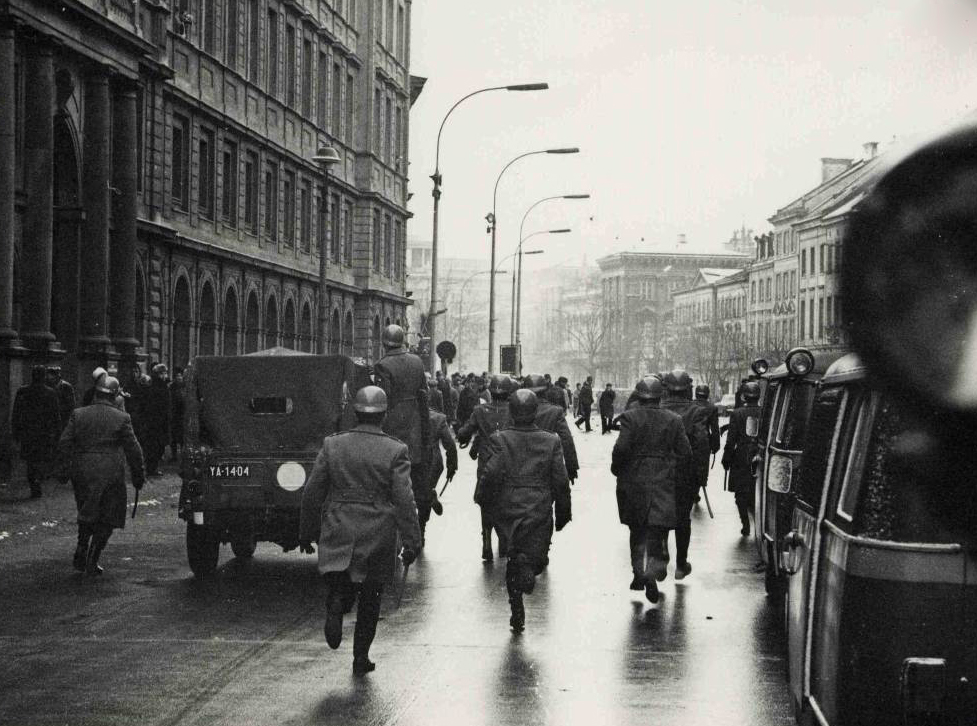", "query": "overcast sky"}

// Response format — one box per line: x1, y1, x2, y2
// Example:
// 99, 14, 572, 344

405, 0, 977, 272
